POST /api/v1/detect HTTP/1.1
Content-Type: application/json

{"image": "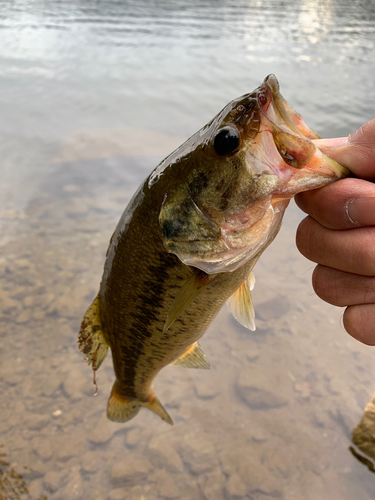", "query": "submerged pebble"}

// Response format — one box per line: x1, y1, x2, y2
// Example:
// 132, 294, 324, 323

111, 458, 152, 483
108, 488, 127, 500
89, 415, 116, 445
197, 471, 226, 500
148, 435, 185, 472
124, 427, 142, 449
255, 294, 290, 321
236, 368, 290, 410
153, 469, 180, 498
226, 473, 247, 497
44, 470, 63, 493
